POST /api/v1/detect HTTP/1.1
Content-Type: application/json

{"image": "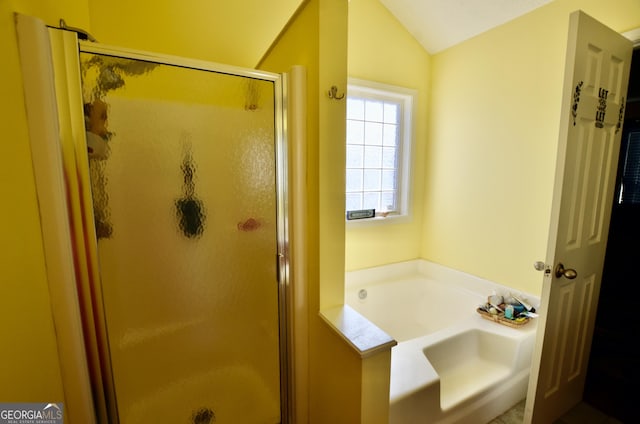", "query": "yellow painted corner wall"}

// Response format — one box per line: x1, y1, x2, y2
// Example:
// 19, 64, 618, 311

422, 0, 640, 296
0, 0, 90, 403
87, 0, 302, 68
260, 1, 361, 423
345, 0, 431, 271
